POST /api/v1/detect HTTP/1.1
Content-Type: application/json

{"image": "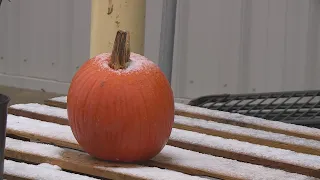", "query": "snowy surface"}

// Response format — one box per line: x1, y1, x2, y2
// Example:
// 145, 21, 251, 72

175, 103, 320, 139
6, 137, 64, 159
4, 160, 97, 180
46, 98, 320, 139
171, 128, 320, 169
7, 114, 77, 144
6, 115, 318, 180
153, 146, 316, 180
7, 114, 320, 170
10, 103, 68, 119
174, 115, 320, 151
10, 103, 320, 152
50, 96, 67, 103
46, 98, 320, 141
5, 137, 206, 180
38, 163, 62, 171
99, 166, 206, 180
93, 52, 157, 74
